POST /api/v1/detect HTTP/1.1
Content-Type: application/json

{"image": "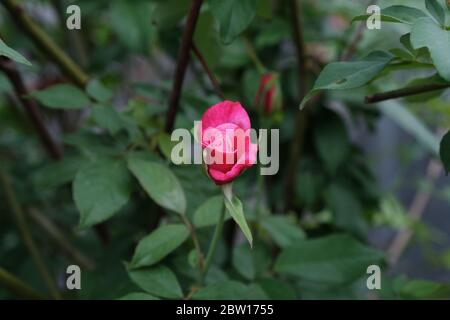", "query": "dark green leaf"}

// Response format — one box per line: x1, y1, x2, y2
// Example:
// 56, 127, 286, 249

86, 79, 113, 102
192, 280, 267, 300
128, 157, 186, 215
257, 278, 297, 300
232, 243, 270, 280
300, 51, 394, 108
440, 130, 450, 174
193, 195, 230, 228
128, 265, 183, 299
274, 234, 384, 285
209, 0, 256, 44
30, 84, 90, 109
324, 183, 367, 236
92, 105, 126, 135
118, 292, 160, 300
313, 111, 350, 174
260, 216, 305, 248
352, 6, 427, 25
73, 159, 132, 228
130, 224, 189, 268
